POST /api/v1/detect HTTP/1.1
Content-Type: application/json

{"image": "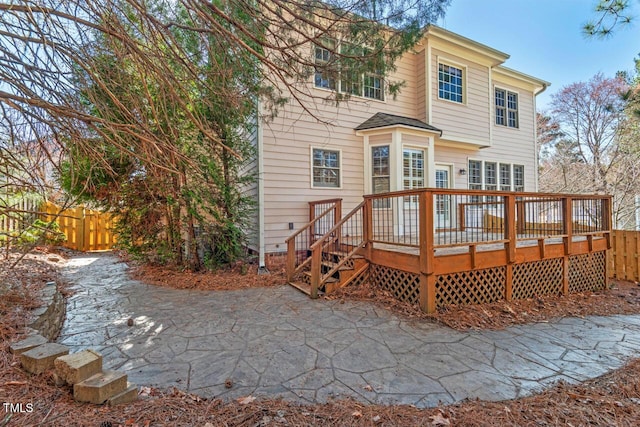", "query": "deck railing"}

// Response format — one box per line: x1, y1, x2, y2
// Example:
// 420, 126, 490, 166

308, 202, 365, 298
363, 189, 611, 251
308, 198, 342, 242
285, 202, 339, 281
